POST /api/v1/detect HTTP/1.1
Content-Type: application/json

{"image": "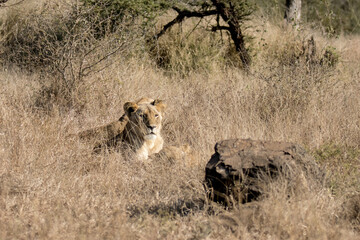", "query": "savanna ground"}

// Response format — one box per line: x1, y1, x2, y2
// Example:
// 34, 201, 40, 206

0, 0, 359, 239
